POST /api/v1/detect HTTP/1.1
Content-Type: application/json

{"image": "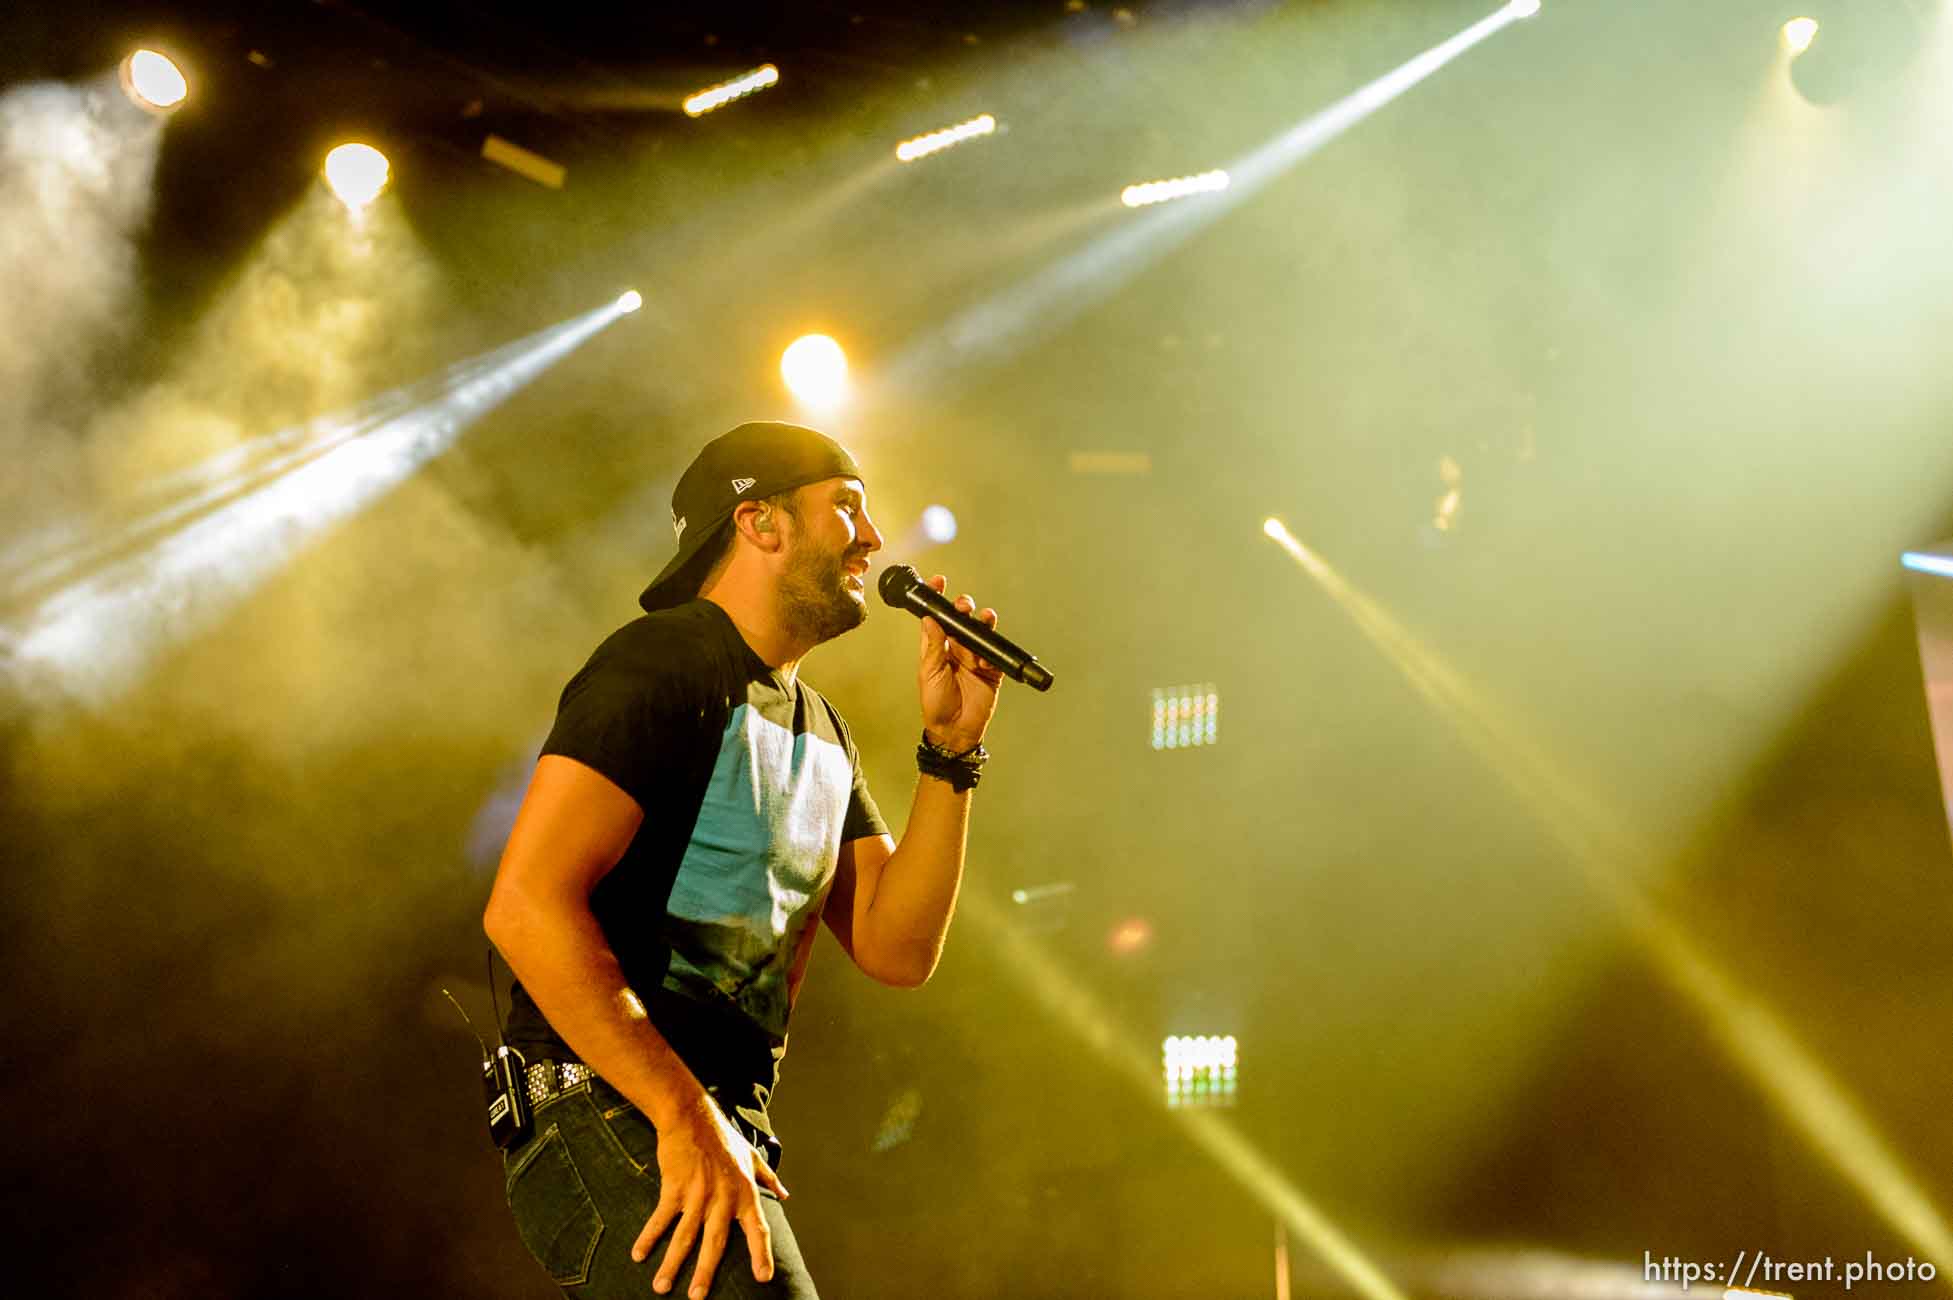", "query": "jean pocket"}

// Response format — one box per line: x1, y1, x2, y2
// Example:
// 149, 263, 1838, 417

596, 1099, 660, 1176
506, 1124, 604, 1286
